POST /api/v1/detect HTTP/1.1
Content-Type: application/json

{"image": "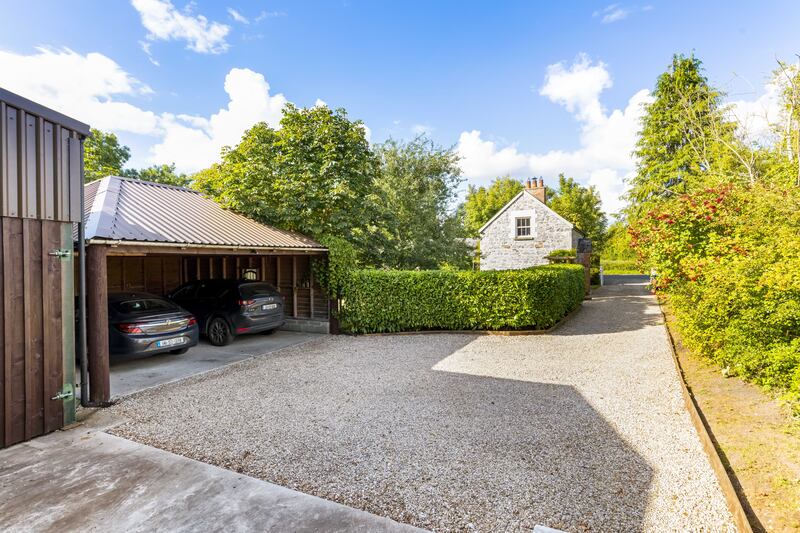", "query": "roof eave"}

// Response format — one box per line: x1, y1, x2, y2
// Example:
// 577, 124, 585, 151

86, 238, 327, 253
